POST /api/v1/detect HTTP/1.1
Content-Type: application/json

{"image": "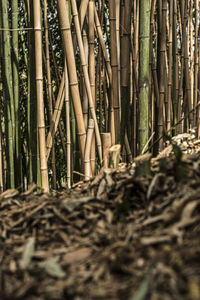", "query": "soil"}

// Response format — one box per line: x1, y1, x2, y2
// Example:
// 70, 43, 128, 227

0, 132, 200, 300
